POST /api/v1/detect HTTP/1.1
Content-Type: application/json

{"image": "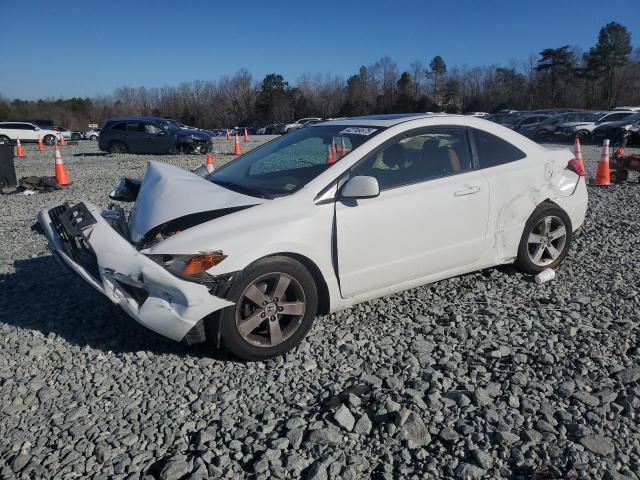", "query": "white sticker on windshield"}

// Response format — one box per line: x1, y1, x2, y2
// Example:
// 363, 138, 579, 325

339, 127, 378, 136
